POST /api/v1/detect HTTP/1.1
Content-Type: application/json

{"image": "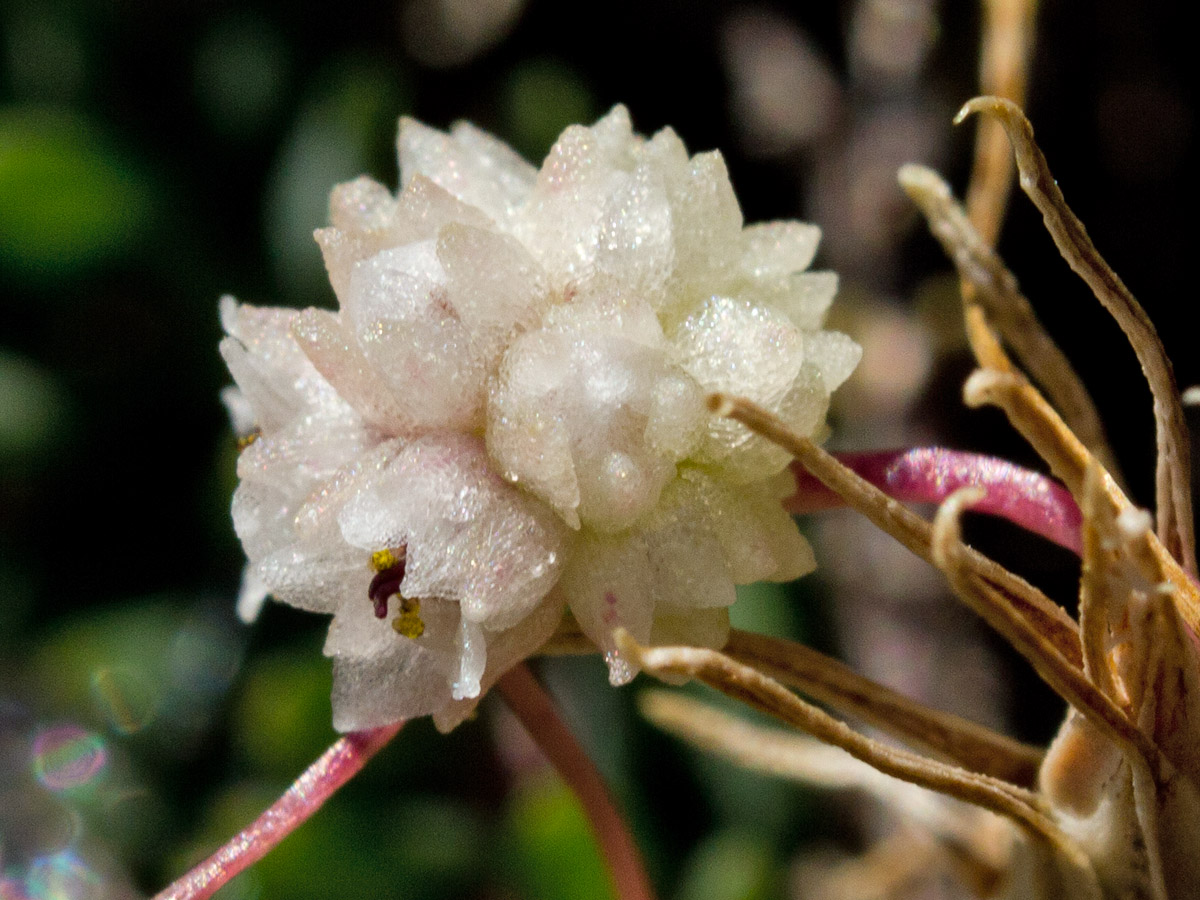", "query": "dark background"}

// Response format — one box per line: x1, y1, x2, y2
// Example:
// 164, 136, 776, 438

1, 2, 1195, 898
